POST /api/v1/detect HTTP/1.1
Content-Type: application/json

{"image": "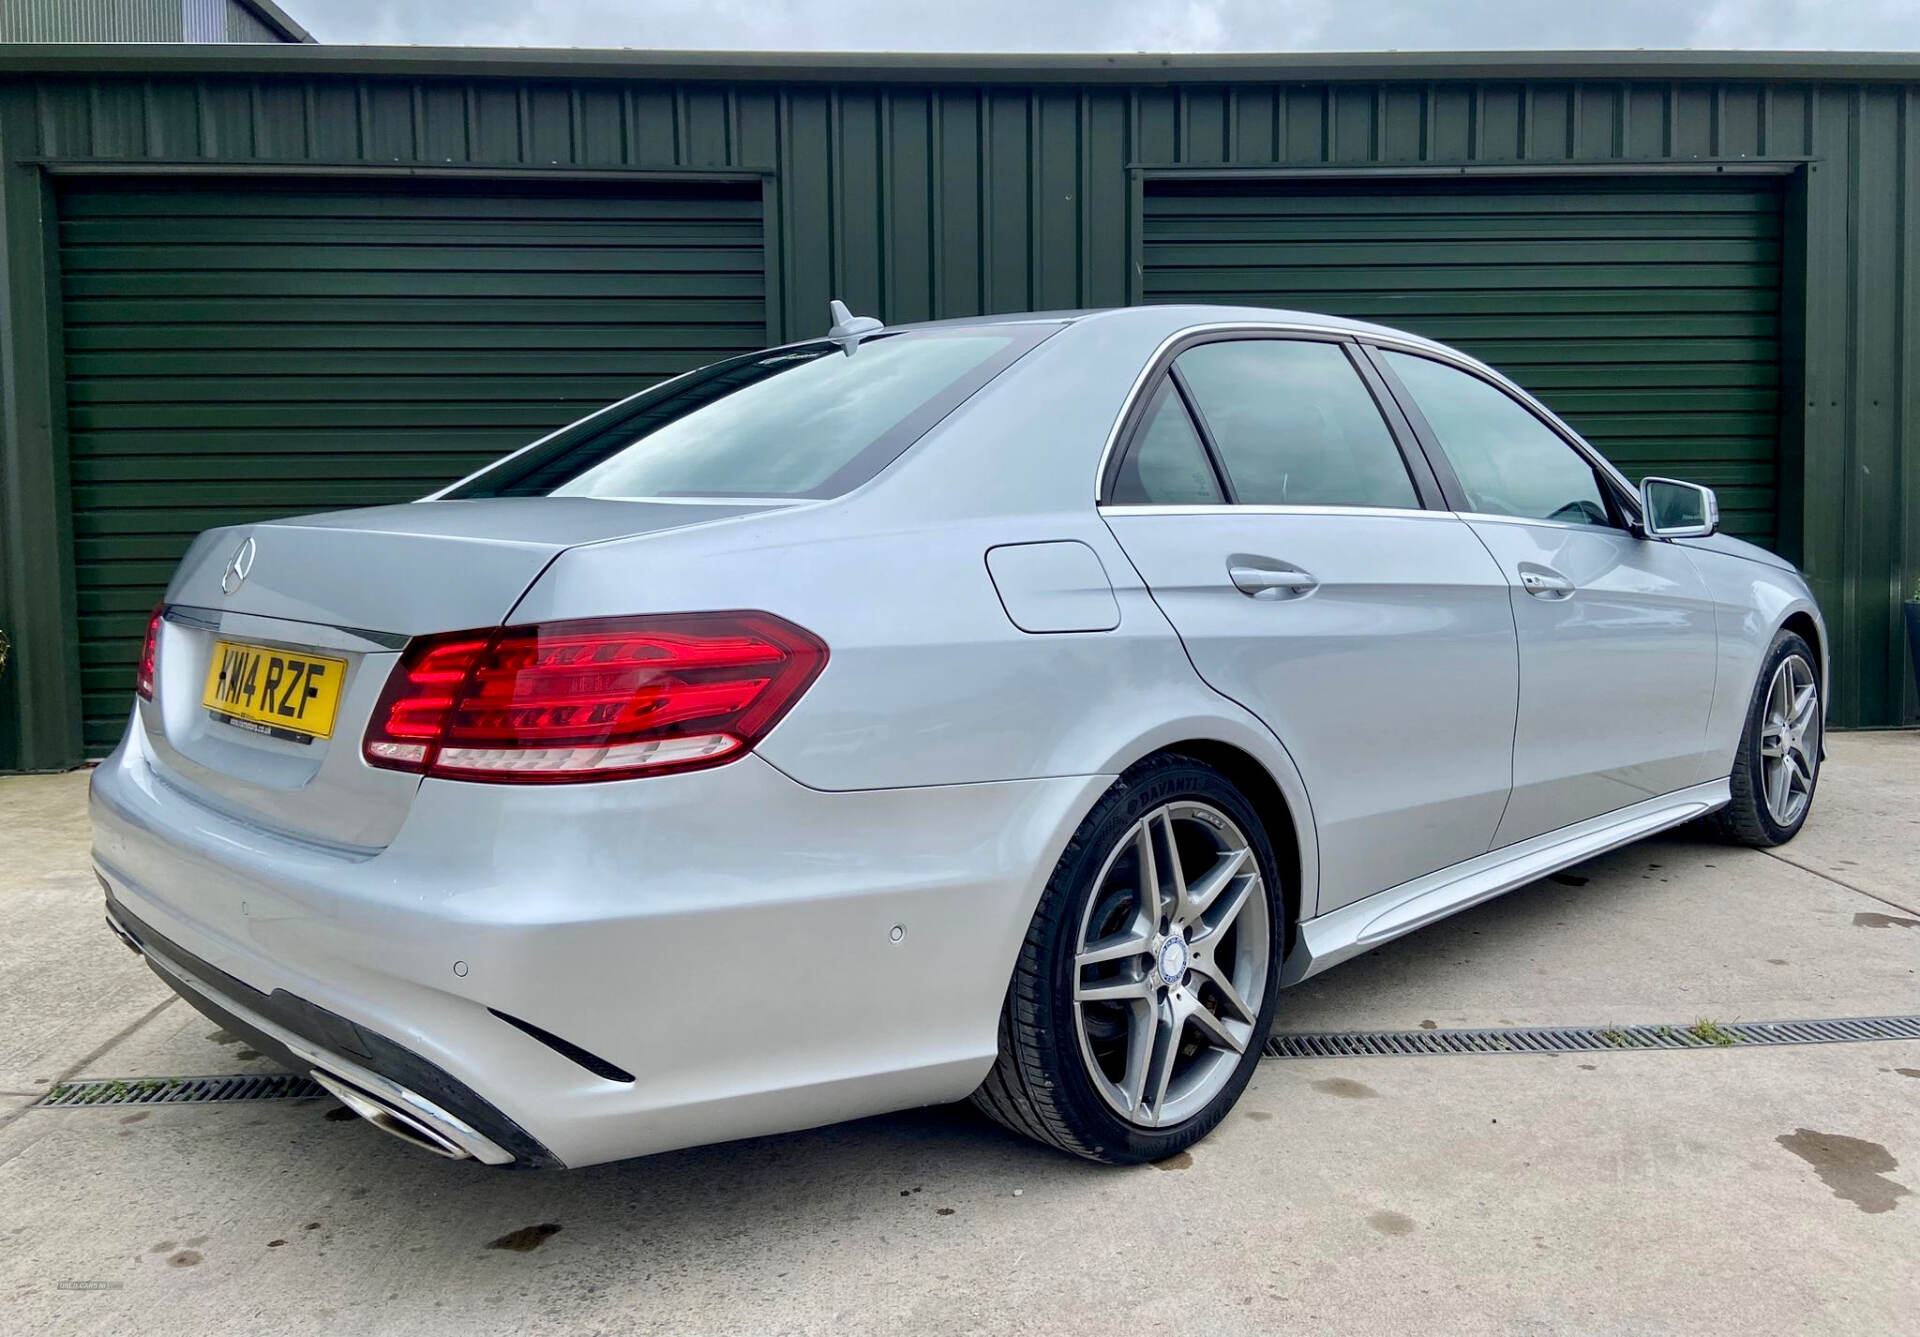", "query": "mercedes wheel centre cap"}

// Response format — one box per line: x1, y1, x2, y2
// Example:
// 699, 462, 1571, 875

1157, 936, 1189, 987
